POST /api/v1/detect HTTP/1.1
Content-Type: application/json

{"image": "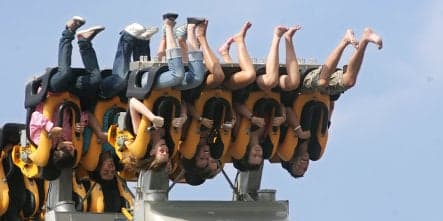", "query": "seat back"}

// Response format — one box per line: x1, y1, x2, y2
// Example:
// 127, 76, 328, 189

278, 92, 329, 161
81, 97, 127, 171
